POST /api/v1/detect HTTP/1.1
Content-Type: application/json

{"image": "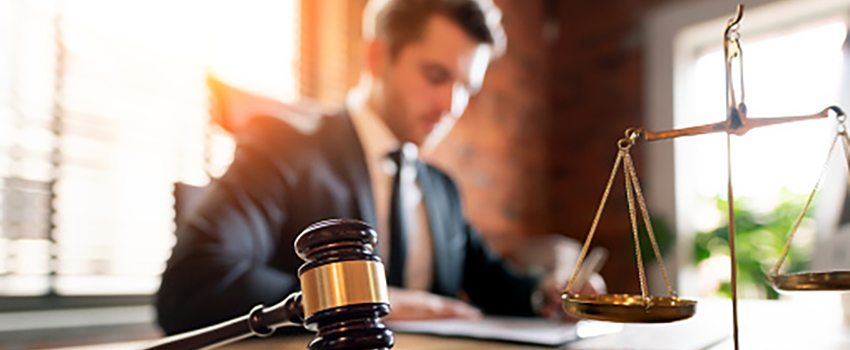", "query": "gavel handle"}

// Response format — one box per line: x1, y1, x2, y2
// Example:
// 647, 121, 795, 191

142, 292, 304, 350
